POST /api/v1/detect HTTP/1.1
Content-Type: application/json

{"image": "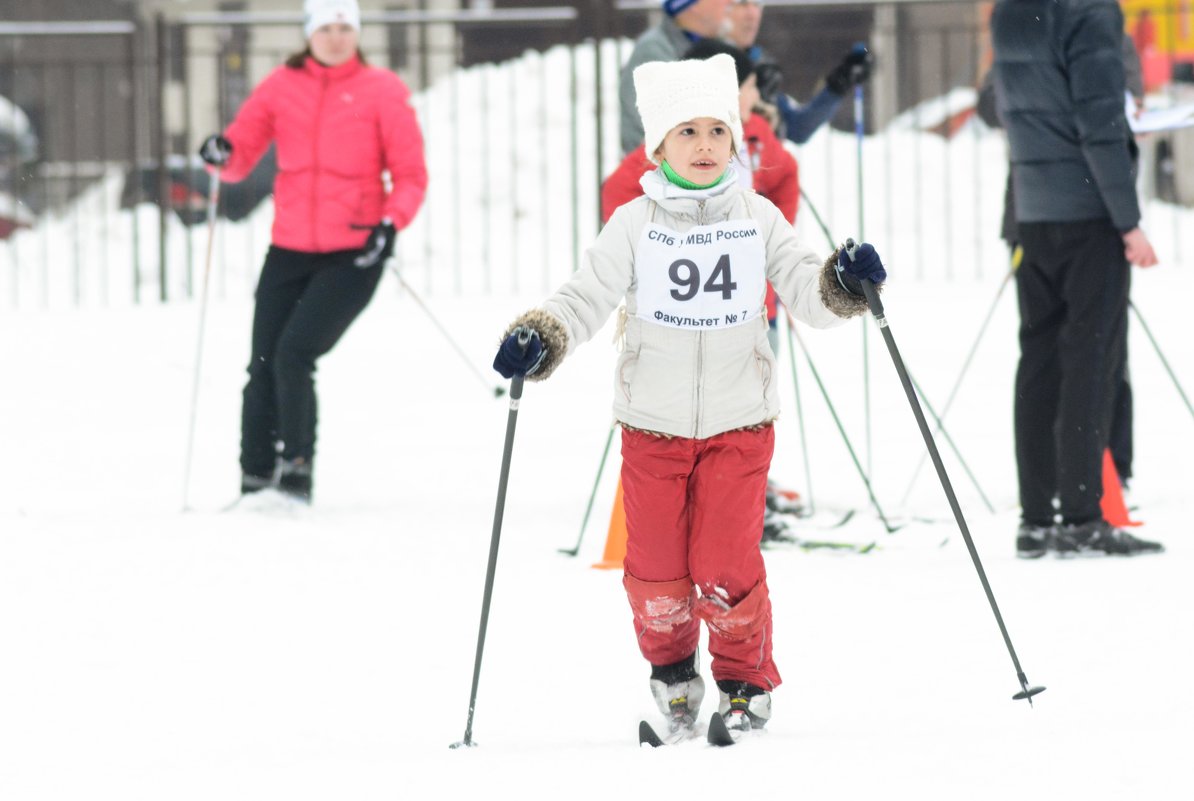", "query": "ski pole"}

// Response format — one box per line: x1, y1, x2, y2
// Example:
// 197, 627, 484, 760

181, 167, 221, 511
1130, 300, 1194, 424
845, 239, 1044, 705
798, 188, 836, 252
783, 310, 816, 515
390, 265, 507, 399
452, 337, 531, 749
786, 310, 901, 534
854, 74, 873, 483
559, 423, 616, 557
900, 267, 1014, 507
